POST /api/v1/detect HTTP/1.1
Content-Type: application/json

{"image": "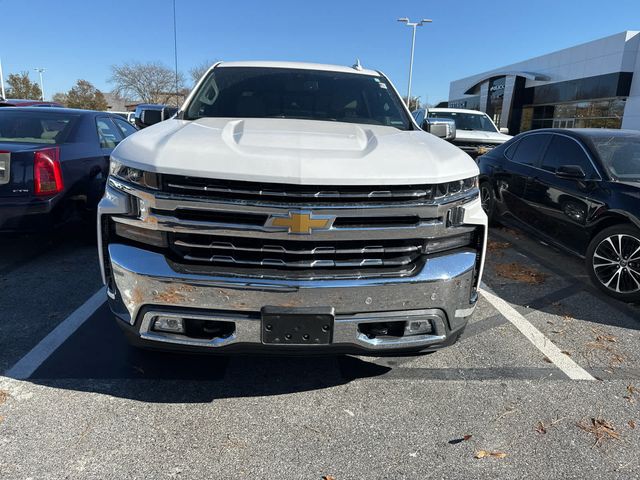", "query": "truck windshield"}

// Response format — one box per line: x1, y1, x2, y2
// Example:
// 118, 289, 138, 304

184, 67, 412, 130
427, 111, 498, 133
0, 110, 78, 144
